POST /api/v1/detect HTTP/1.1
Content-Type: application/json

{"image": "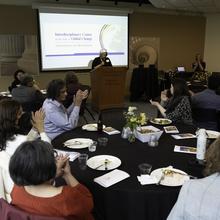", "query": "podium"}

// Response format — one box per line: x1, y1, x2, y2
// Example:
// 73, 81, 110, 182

90, 67, 127, 111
